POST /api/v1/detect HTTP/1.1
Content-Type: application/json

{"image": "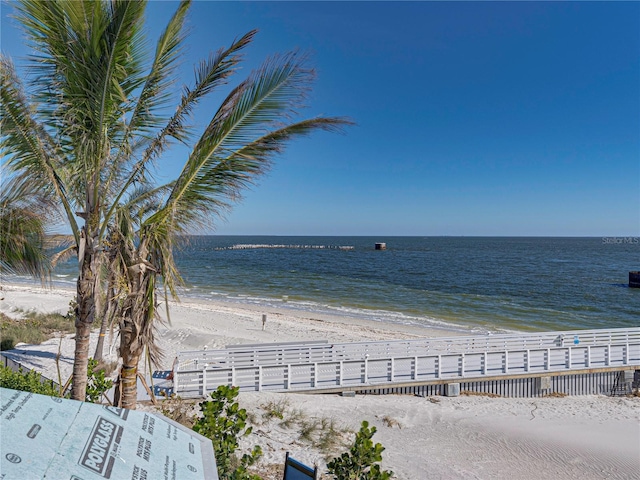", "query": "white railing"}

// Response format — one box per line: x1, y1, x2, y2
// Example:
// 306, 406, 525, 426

173, 327, 640, 398
176, 328, 640, 371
